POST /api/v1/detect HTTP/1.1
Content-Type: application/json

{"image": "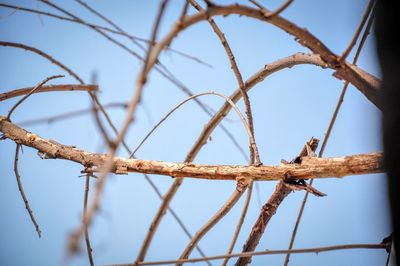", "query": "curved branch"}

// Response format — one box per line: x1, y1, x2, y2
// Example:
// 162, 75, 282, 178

0, 2, 212, 68
186, 53, 326, 162
0, 41, 84, 83
284, 4, 378, 265
134, 90, 254, 263
7, 75, 65, 120
136, 52, 378, 263
131, 92, 253, 159
146, 4, 380, 108
188, 0, 261, 165
66, 0, 171, 254
0, 41, 204, 257
249, 0, 294, 18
